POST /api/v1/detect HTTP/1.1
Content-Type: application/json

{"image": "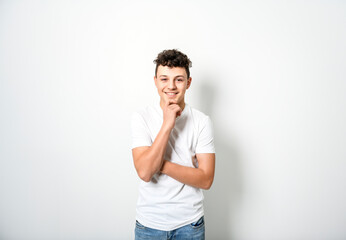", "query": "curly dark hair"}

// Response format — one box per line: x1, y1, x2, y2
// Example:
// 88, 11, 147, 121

154, 49, 192, 78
